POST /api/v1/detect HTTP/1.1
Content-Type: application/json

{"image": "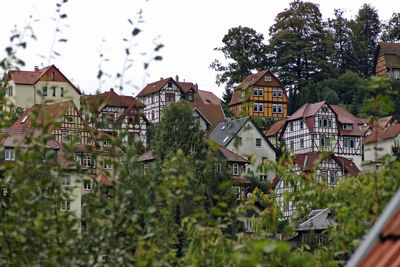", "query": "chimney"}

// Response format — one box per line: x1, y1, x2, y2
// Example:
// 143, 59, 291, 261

175, 75, 179, 82
34, 66, 39, 72
110, 88, 114, 92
